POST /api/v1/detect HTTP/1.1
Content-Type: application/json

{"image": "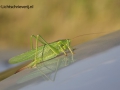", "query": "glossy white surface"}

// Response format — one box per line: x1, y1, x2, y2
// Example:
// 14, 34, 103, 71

0, 30, 120, 90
